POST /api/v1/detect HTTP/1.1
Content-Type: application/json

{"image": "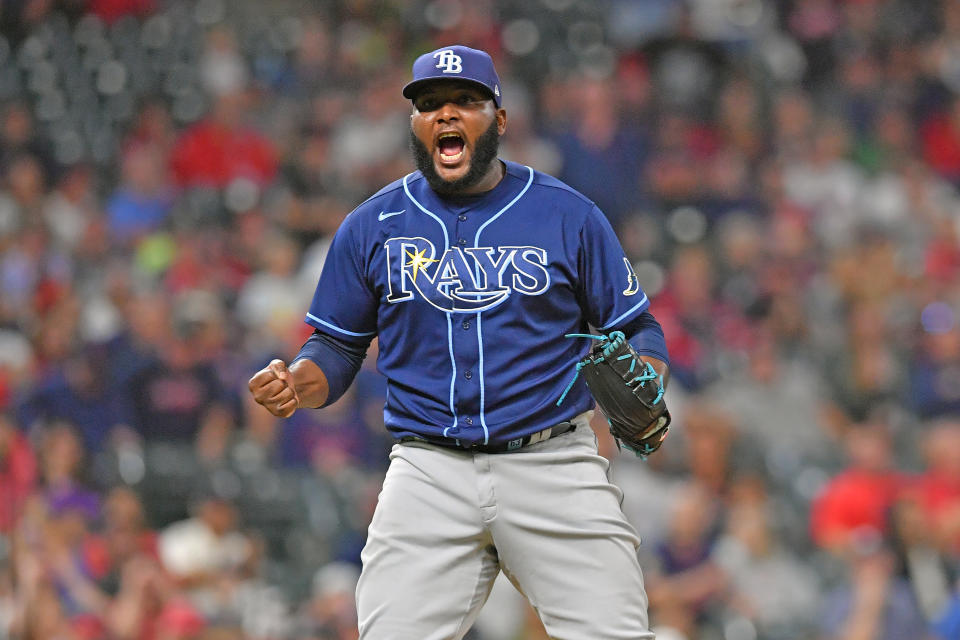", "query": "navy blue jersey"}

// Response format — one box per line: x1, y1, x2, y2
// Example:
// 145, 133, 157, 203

305, 160, 650, 447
